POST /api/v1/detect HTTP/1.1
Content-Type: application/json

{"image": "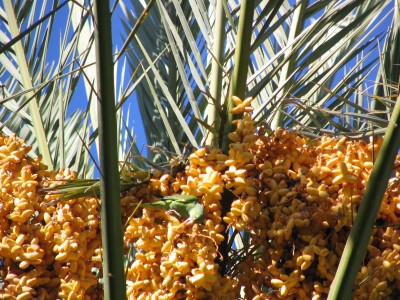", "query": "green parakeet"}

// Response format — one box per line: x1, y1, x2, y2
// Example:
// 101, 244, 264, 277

131, 194, 204, 224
